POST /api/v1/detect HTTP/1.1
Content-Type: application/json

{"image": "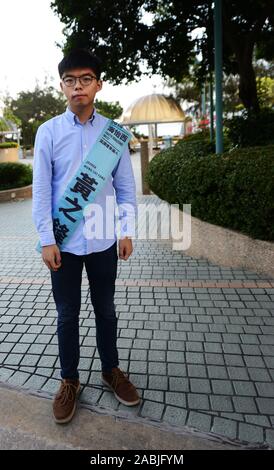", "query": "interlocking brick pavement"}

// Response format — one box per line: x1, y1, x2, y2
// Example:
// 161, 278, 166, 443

0, 196, 273, 448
